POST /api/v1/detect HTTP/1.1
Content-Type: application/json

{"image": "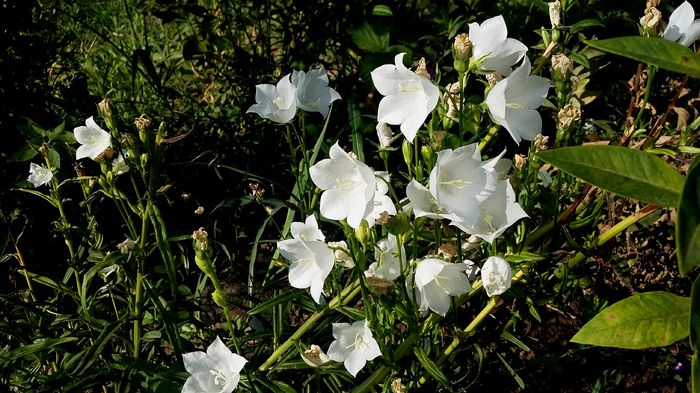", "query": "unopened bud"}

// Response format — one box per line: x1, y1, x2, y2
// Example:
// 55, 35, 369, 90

376, 122, 393, 149
97, 98, 117, 132
402, 139, 413, 166
420, 145, 435, 169
354, 220, 370, 247
549, 1, 562, 28
140, 153, 149, 168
